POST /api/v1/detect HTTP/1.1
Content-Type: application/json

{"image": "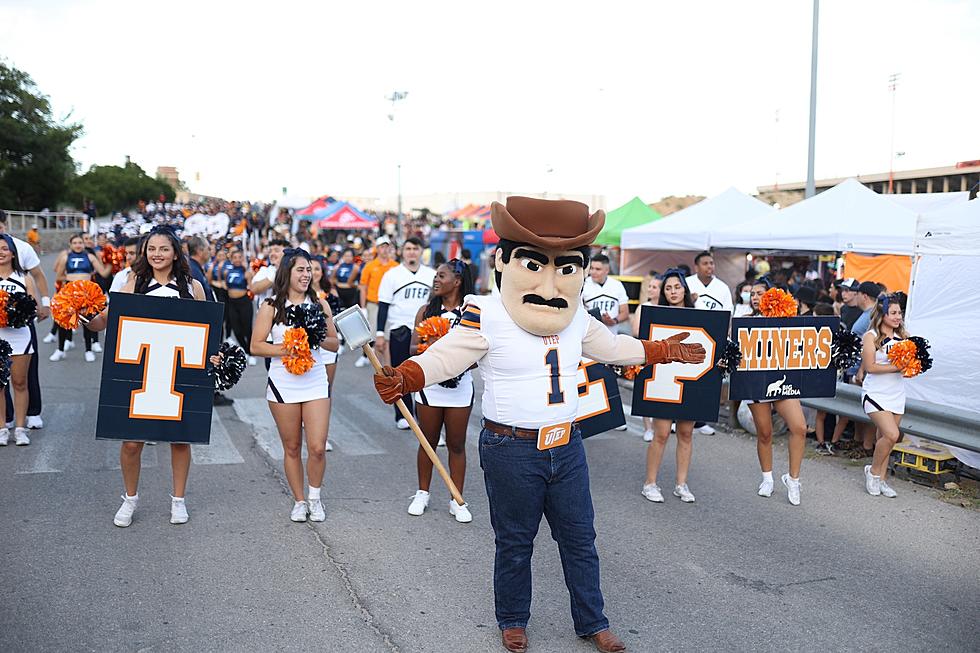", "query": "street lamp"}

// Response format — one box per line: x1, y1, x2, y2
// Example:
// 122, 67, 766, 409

386, 91, 409, 237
